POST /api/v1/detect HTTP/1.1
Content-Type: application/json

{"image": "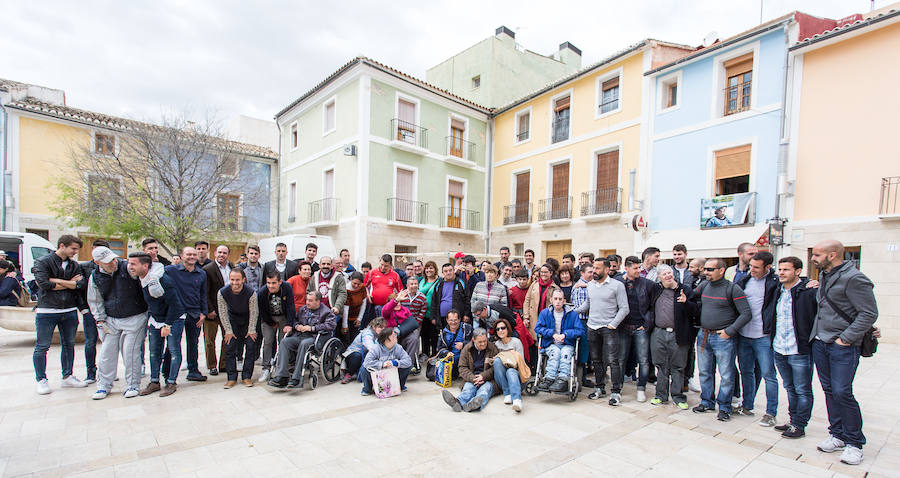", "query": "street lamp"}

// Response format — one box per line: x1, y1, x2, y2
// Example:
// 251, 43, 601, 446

767, 217, 786, 247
